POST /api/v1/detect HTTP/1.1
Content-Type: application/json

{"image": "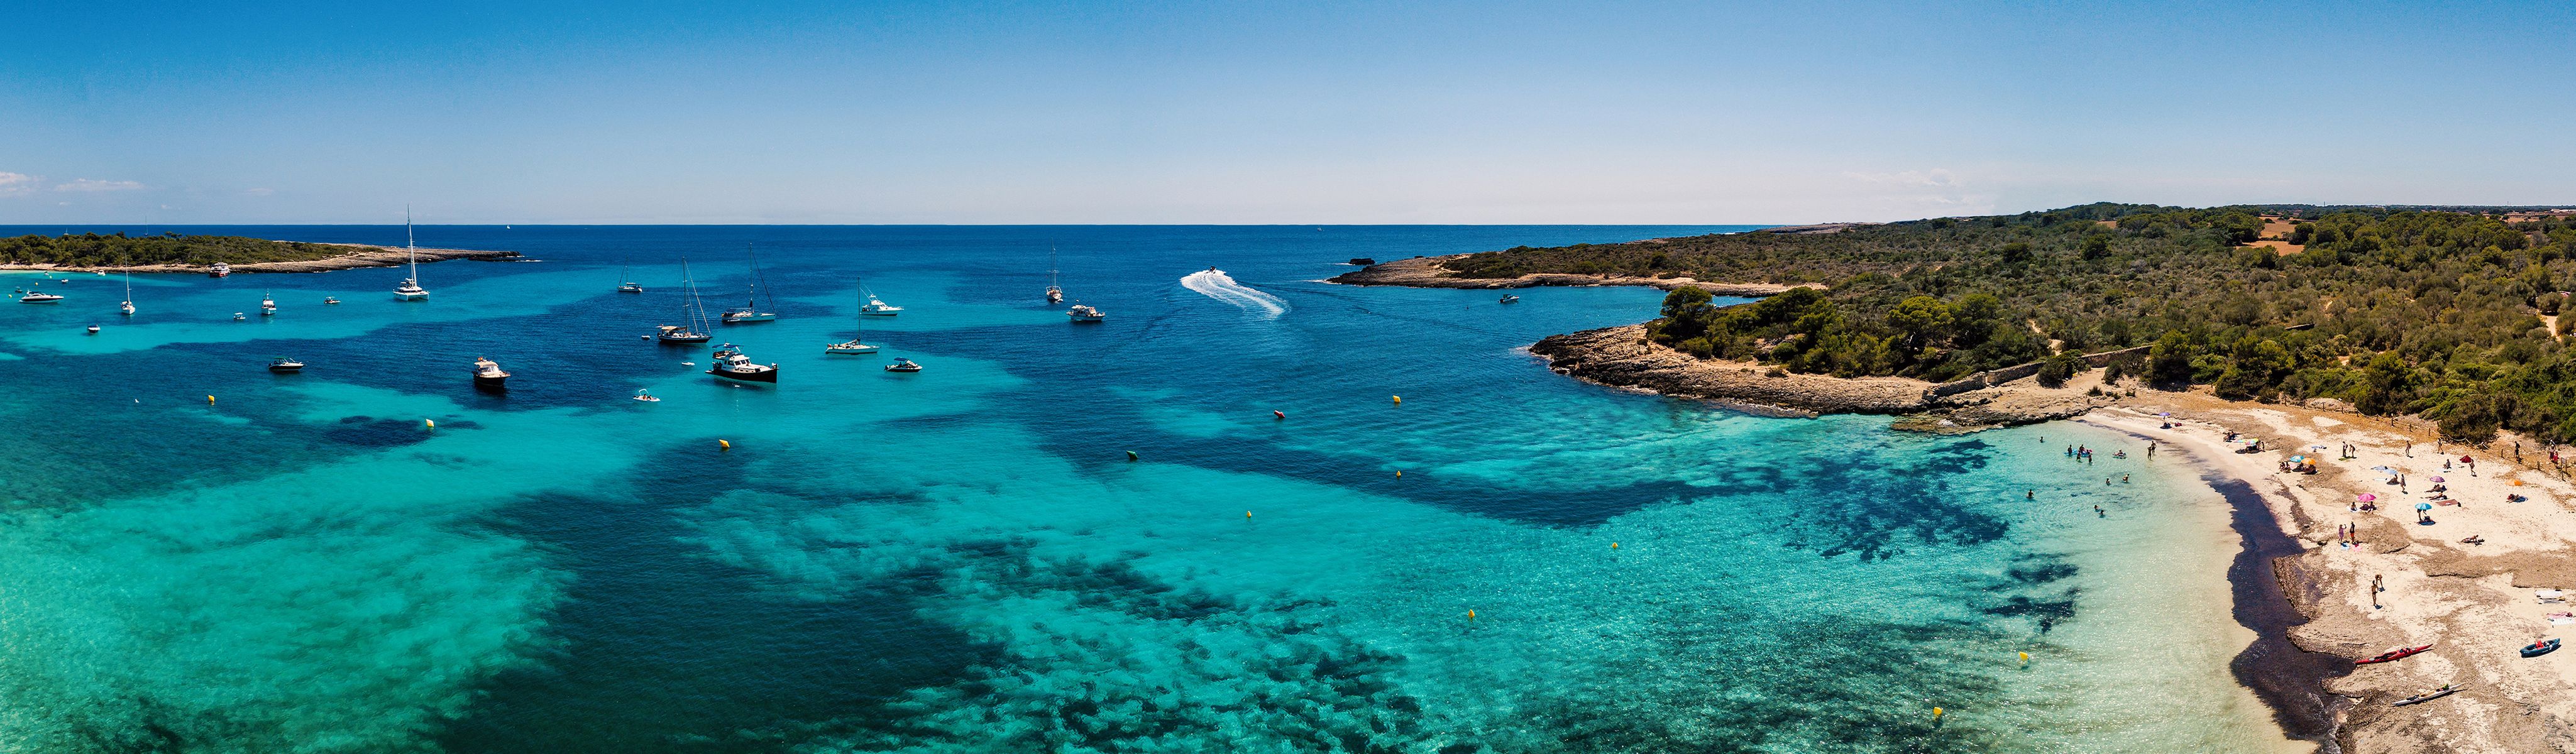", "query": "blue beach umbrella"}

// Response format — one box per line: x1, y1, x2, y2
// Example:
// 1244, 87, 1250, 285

2417, 502, 2434, 511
